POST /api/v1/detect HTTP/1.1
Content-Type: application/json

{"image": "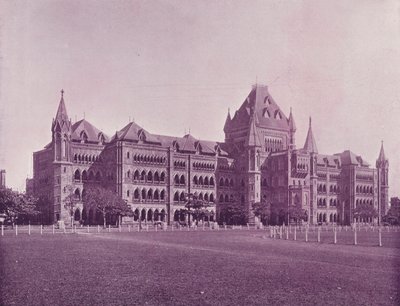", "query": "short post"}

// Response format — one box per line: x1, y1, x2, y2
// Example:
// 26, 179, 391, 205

354, 228, 357, 245
40, 225, 43, 235
279, 226, 283, 239
317, 227, 320, 243
294, 227, 297, 241
15, 224, 18, 236
52, 224, 55, 235
378, 228, 382, 247
155, 225, 158, 232
87, 225, 90, 233
286, 227, 289, 240
305, 227, 308, 242
28, 224, 31, 235
224, 225, 227, 230
97, 225, 100, 233
333, 227, 337, 244
108, 224, 111, 233
247, 223, 250, 230
128, 225, 131, 232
